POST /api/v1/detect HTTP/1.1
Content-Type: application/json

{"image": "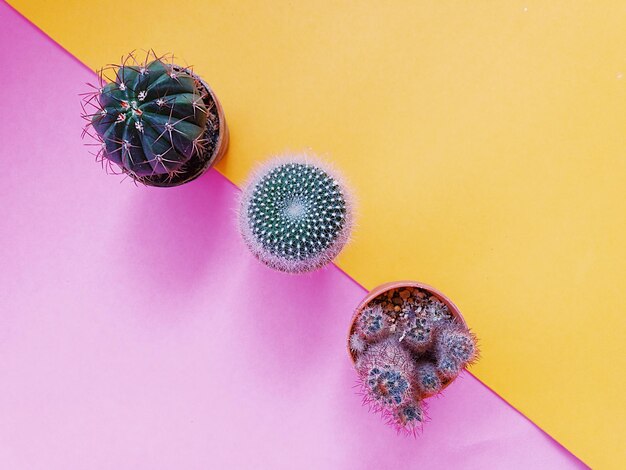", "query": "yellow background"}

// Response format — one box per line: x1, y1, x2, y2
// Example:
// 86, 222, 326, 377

8, 1, 626, 467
